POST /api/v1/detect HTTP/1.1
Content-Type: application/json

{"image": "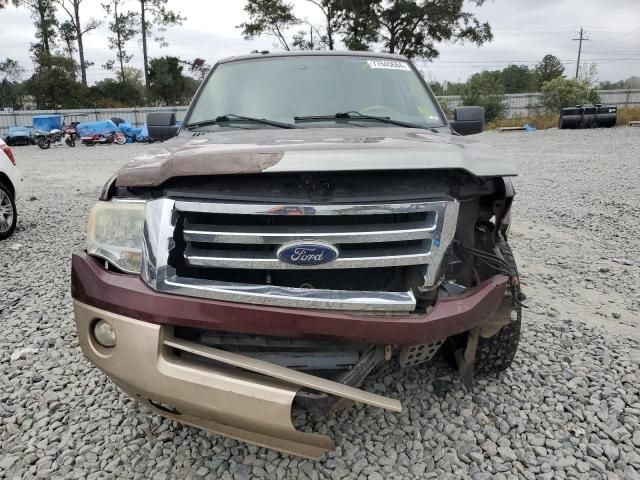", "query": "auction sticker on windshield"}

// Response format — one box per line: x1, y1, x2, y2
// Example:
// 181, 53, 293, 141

366, 60, 411, 71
